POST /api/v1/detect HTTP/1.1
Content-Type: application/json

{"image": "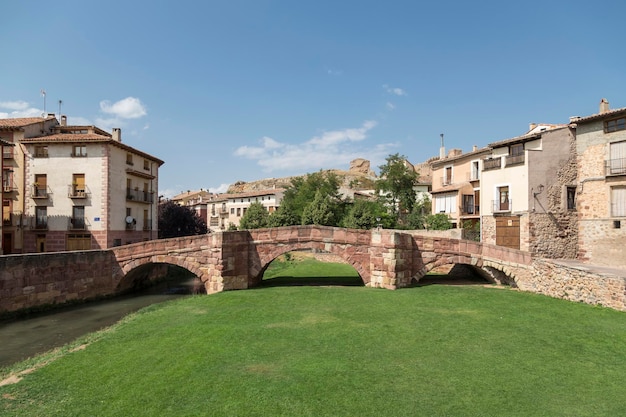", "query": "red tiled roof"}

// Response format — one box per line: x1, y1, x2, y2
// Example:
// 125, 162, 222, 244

0, 116, 54, 129
571, 107, 626, 124
20, 133, 112, 142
